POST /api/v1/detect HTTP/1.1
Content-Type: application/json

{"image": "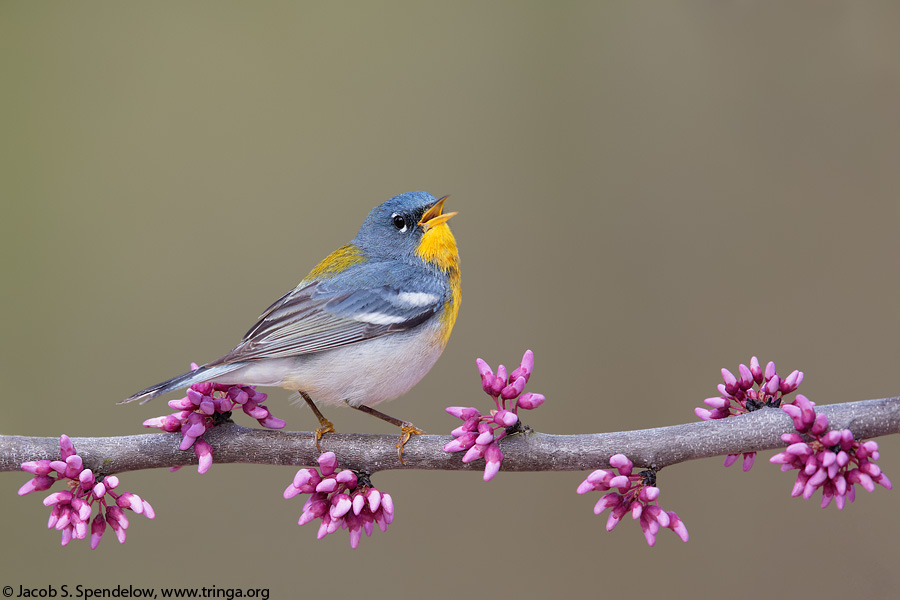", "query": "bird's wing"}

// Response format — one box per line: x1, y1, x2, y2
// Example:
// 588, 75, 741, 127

212, 264, 447, 364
